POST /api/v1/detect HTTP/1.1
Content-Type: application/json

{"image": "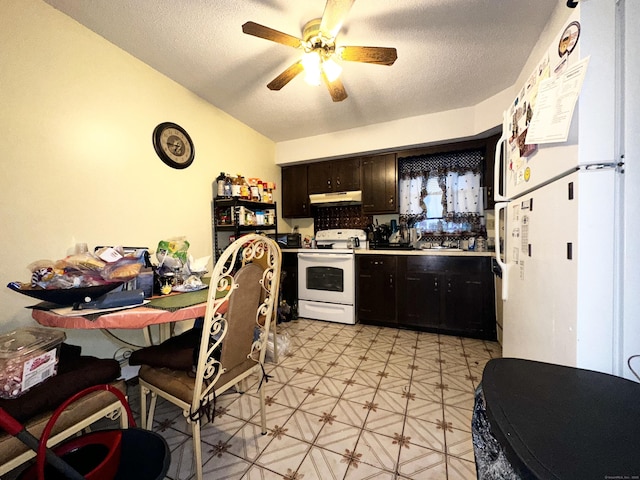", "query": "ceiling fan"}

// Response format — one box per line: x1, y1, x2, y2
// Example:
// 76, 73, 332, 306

242, 0, 397, 102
